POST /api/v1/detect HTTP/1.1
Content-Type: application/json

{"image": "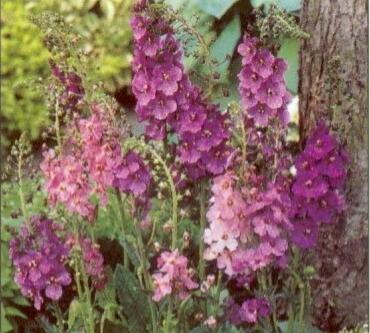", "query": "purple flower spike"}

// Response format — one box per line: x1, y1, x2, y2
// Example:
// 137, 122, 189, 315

238, 34, 291, 128
131, 6, 232, 178
10, 216, 71, 309
290, 122, 348, 249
